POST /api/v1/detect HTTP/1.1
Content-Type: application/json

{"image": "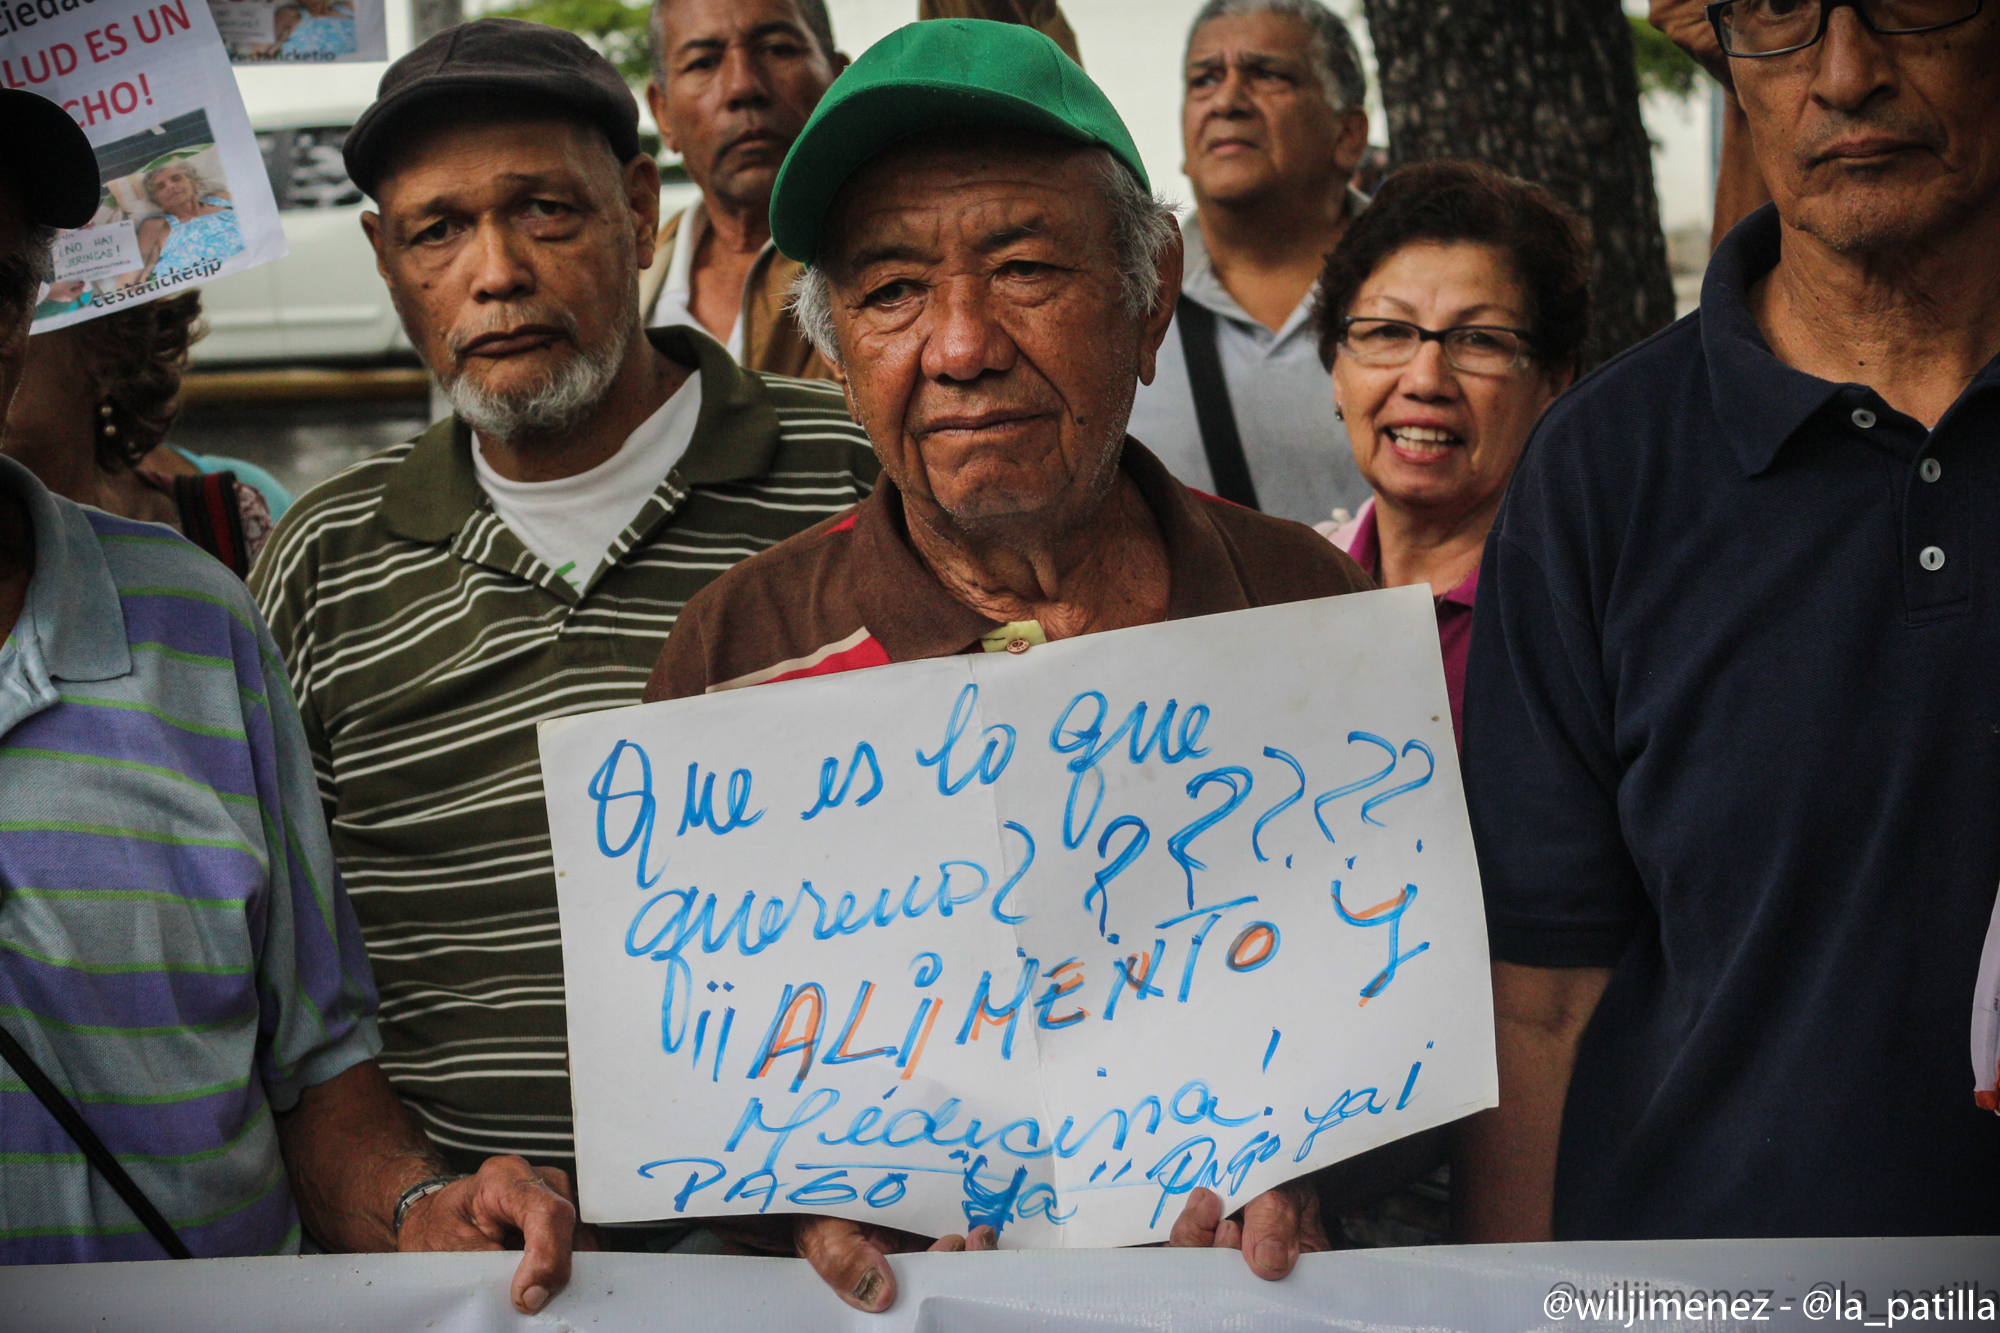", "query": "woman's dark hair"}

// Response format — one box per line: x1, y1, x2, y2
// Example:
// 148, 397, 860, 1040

1314, 160, 1592, 379
78, 291, 204, 471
